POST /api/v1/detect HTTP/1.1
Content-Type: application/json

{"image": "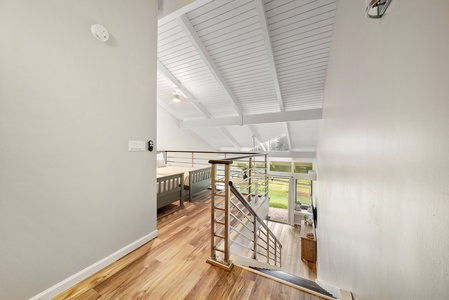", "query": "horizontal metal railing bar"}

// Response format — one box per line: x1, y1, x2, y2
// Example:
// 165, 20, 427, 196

229, 239, 253, 250
213, 207, 226, 211
256, 243, 268, 253
229, 227, 254, 243
215, 220, 225, 226
230, 201, 252, 219
214, 234, 225, 239
163, 150, 261, 155
209, 153, 267, 165
229, 212, 253, 231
